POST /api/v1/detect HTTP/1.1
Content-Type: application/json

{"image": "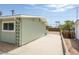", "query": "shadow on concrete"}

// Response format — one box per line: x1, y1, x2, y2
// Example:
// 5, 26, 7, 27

0, 42, 18, 54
